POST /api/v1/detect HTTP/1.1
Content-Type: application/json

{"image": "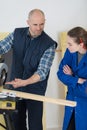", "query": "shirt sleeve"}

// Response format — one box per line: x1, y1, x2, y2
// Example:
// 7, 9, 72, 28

35, 44, 56, 81
0, 32, 14, 54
